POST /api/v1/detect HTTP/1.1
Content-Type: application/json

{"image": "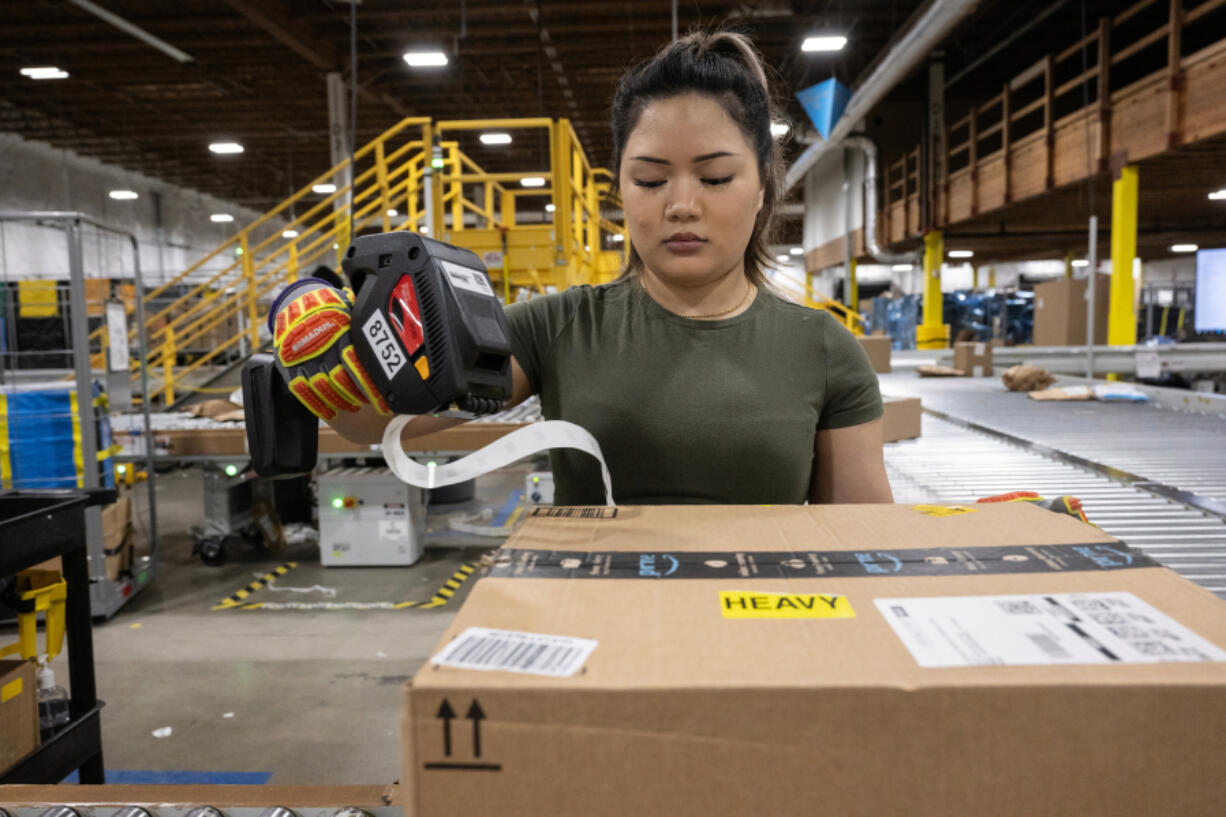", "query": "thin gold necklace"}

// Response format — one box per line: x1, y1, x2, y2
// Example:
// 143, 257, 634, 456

640, 277, 754, 319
